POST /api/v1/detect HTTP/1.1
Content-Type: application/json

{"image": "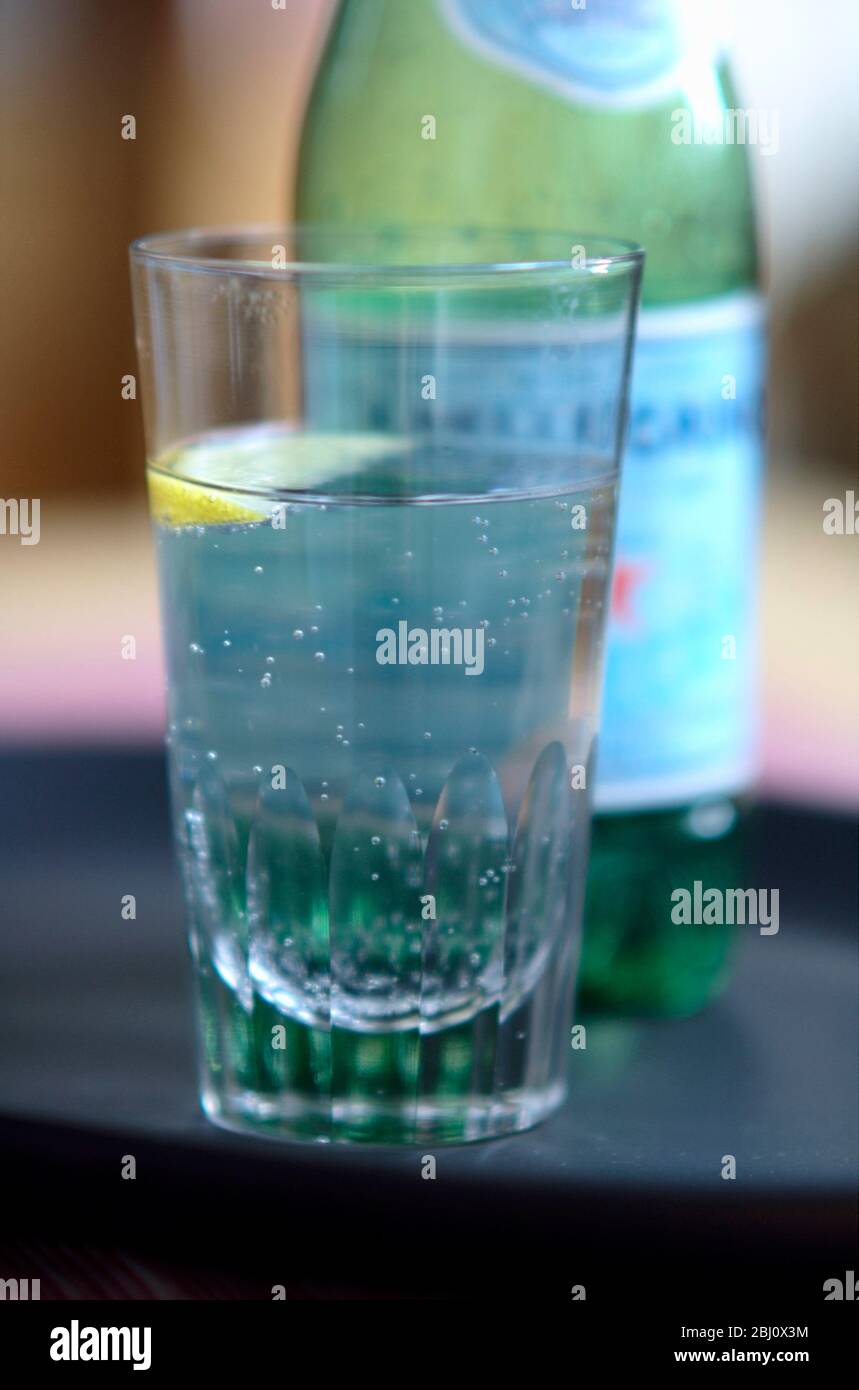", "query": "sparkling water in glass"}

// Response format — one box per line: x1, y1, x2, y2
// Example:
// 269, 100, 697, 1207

131, 227, 643, 1142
